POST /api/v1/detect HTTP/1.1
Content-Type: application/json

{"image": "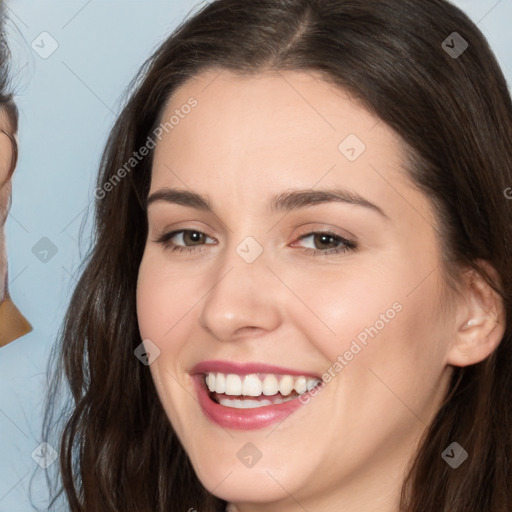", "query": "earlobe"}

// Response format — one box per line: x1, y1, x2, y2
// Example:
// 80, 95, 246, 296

446, 262, 506, 367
